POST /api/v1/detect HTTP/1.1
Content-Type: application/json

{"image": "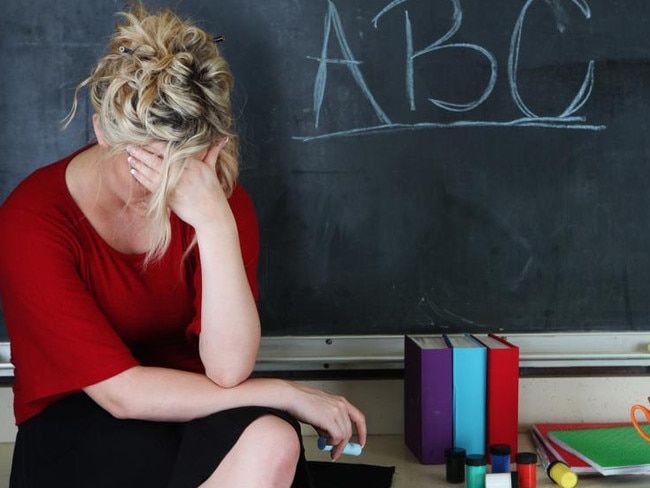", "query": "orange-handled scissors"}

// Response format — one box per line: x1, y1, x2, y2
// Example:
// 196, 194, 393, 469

630, 397, 650, 441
